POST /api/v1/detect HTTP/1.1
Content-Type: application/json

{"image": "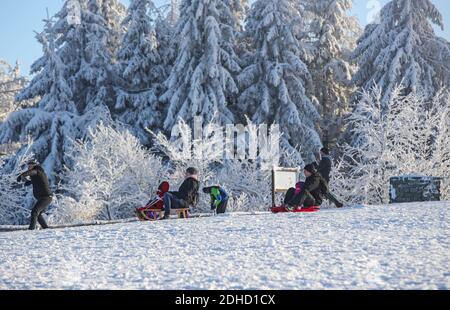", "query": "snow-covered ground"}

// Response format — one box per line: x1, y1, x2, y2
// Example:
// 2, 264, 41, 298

0, 202, 449, 290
